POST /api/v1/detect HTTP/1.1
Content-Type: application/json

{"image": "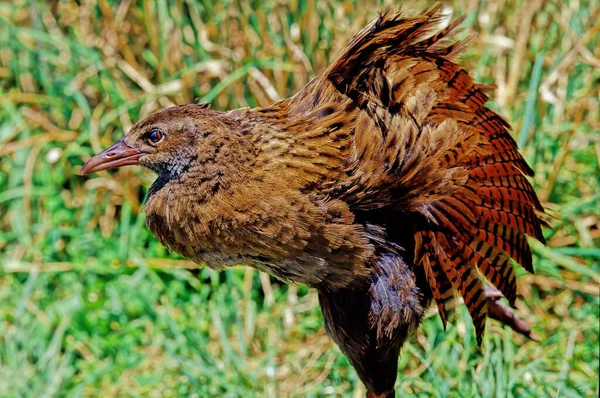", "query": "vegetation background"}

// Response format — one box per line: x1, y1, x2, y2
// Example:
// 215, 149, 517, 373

1, 0, 598, 396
